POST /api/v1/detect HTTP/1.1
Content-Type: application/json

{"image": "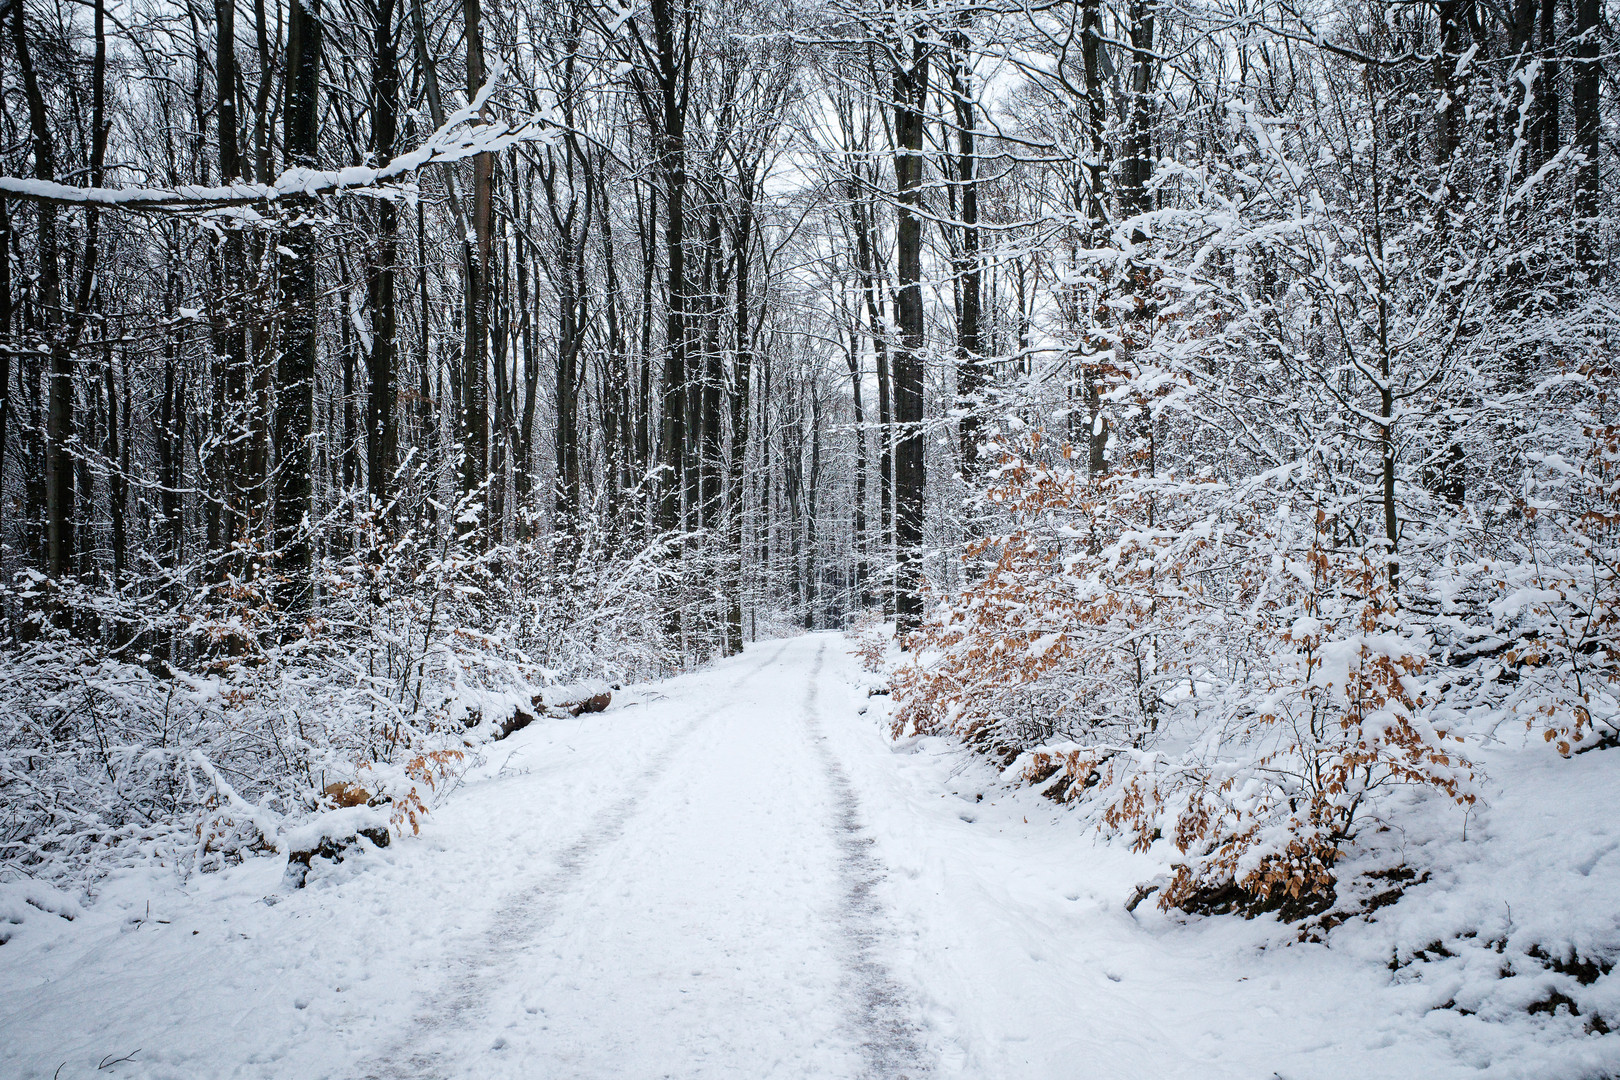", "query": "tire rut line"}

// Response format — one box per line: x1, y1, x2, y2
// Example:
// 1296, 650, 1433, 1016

358, 640, 792, 1080
800, 641, 933, 1080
